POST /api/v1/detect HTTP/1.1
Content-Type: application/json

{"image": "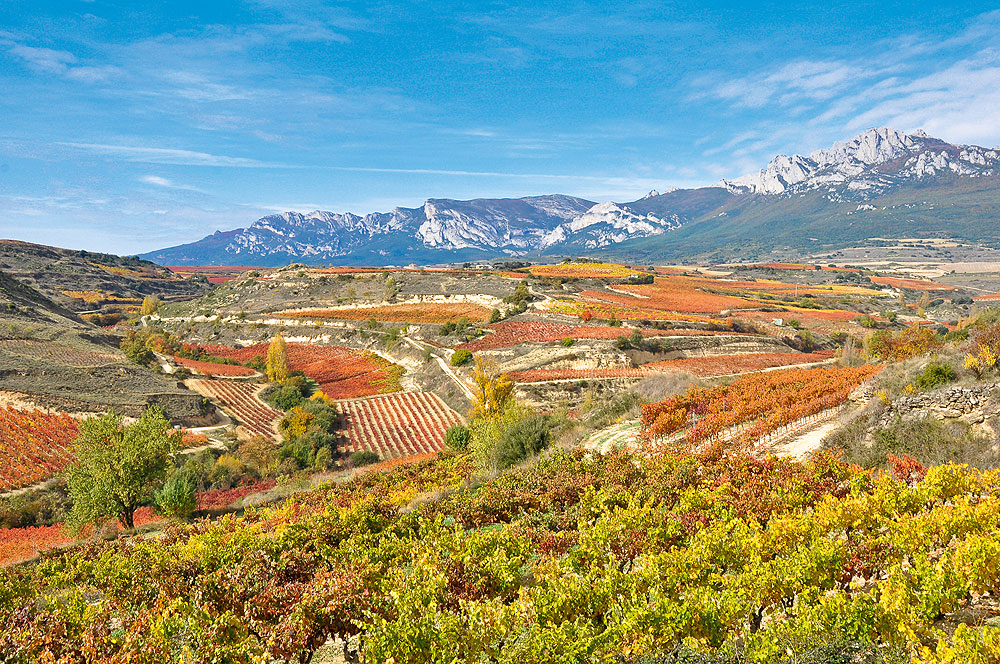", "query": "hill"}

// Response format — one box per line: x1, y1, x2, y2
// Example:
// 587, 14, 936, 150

0, 269, 203, 419
0, 240, 208, 318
